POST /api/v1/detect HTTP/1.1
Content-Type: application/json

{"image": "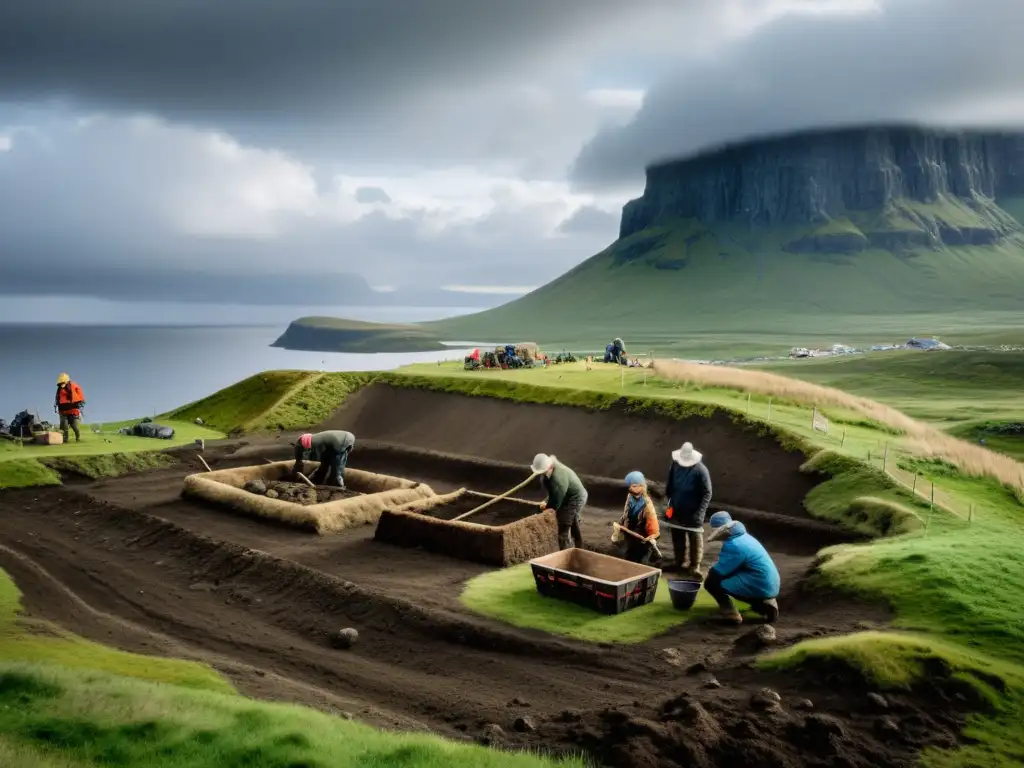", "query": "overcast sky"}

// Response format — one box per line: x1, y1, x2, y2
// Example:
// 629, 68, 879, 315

2, 0, 1022, 312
